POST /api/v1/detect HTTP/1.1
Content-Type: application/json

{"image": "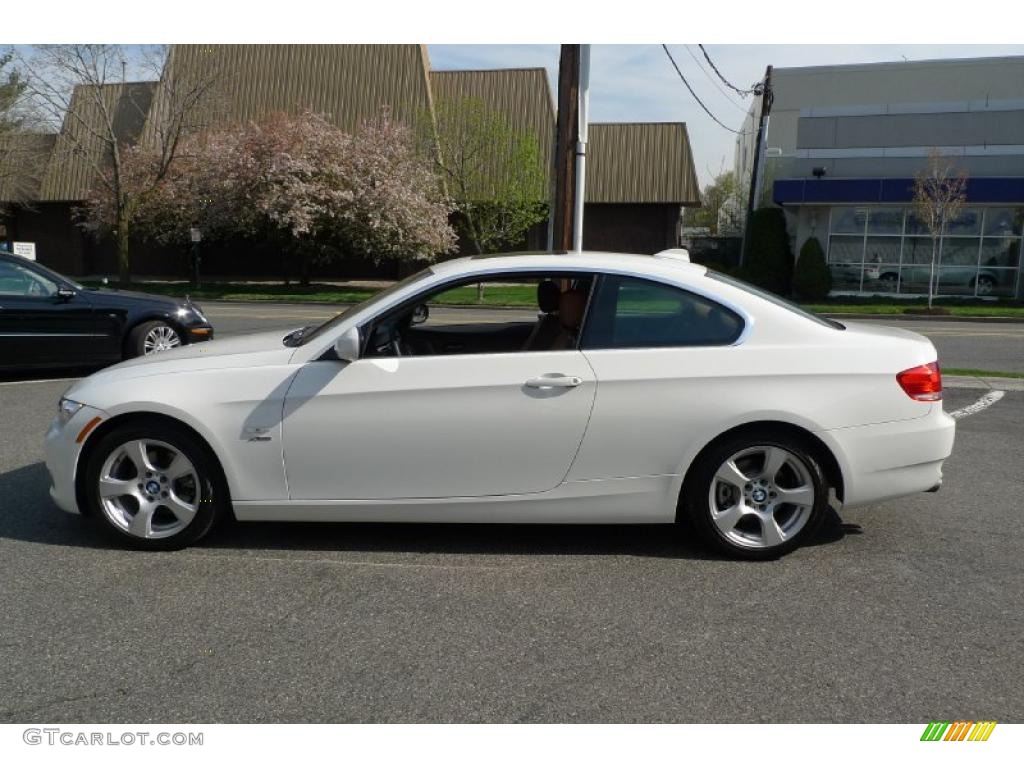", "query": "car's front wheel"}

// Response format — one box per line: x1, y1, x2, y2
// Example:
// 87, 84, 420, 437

83, 421, 225, 550
127, 320, 182, 358
683, 432, 828, 559
975, 274, 996, 296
